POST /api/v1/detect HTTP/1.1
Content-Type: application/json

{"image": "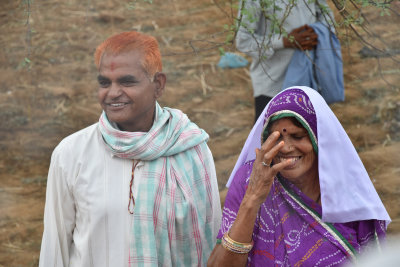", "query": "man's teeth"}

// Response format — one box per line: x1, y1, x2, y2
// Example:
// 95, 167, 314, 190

110, 103, 125, 107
